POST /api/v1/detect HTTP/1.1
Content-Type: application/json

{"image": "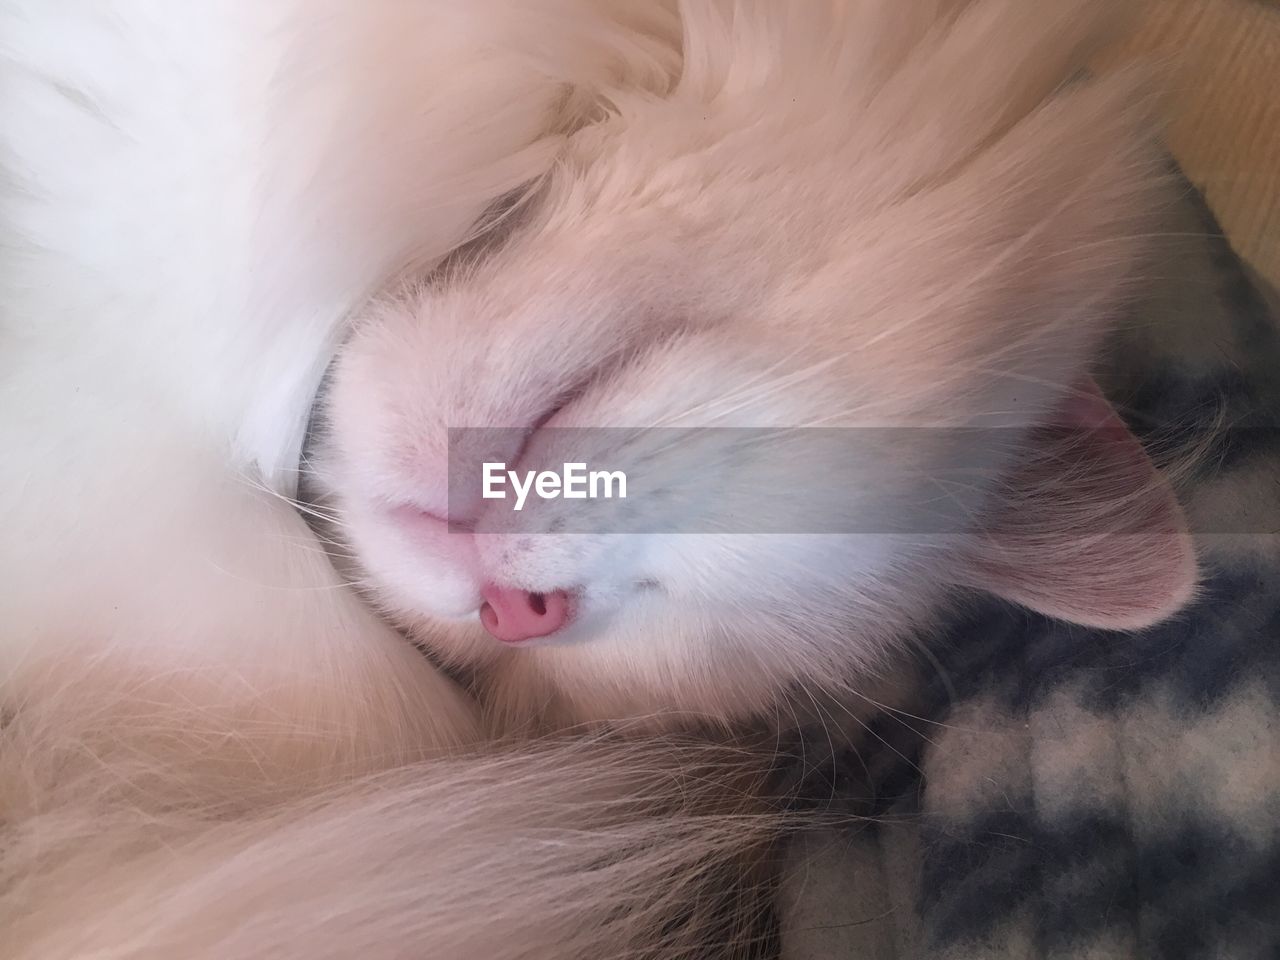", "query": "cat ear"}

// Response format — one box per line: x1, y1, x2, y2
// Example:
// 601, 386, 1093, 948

958, 379, 1197, 630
